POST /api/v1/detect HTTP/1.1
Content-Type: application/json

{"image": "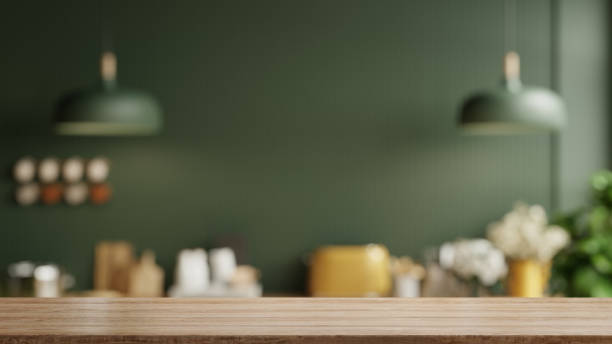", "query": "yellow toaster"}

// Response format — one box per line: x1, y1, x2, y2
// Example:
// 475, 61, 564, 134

308, 244, 391, 297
